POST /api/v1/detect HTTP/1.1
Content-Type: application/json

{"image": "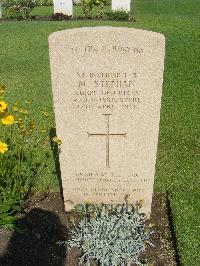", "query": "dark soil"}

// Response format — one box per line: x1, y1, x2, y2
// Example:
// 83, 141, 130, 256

0, 16, 136, 22
0, 193, 178, 266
